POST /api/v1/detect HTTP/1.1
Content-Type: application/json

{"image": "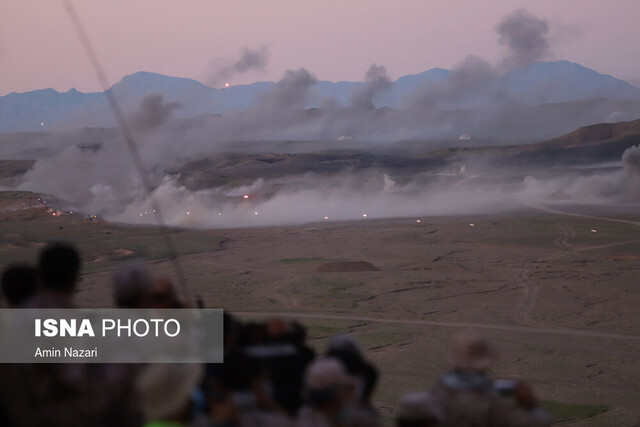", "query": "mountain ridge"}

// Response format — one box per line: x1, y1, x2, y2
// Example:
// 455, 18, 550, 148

1, 61, 639, 134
